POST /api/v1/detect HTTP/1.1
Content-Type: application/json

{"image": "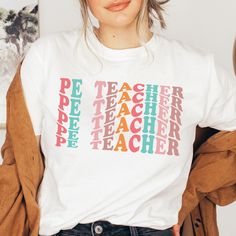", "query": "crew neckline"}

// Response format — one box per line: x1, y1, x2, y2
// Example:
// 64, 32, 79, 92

85, 26, 158, 61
